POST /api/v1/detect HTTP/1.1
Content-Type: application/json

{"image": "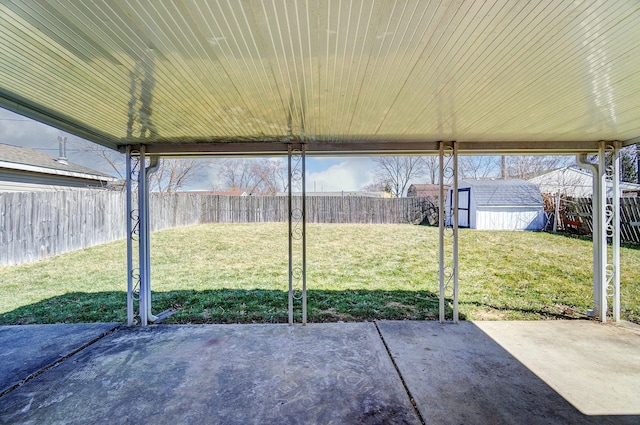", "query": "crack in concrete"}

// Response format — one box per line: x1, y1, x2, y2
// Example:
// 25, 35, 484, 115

374, 320, 426, 425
